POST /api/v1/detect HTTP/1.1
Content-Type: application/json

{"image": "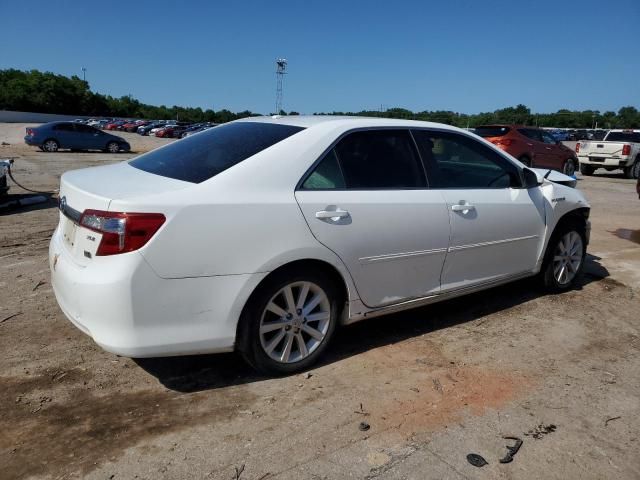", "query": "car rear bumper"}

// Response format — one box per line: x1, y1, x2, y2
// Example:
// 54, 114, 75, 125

578, 155, 630, 167
24, 136, 39, 146
49, 227, 267, 357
